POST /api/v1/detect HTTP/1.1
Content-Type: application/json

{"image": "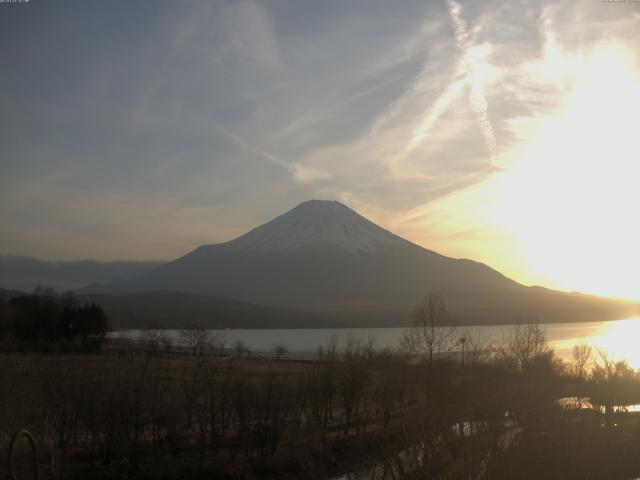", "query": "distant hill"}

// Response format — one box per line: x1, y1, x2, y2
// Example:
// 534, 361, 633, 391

0, 287, 25, 302
0, 287, 413, 329
82, 200, 638, 325
76, 291, 415, 330
0, 255, 164, 293
78, 291, 317, 330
